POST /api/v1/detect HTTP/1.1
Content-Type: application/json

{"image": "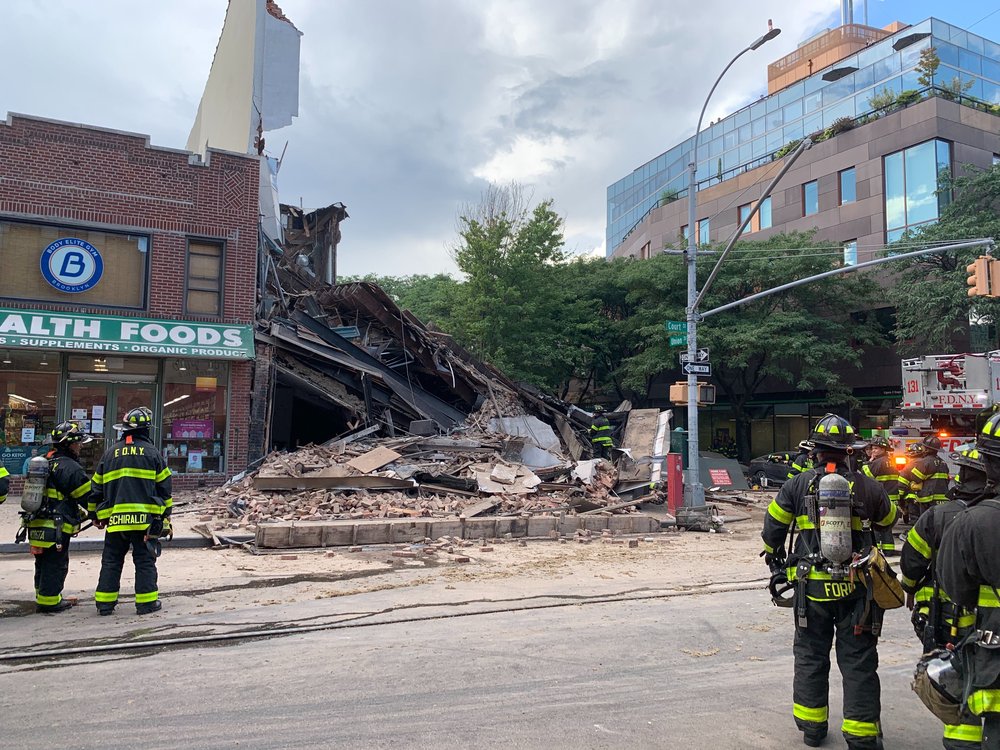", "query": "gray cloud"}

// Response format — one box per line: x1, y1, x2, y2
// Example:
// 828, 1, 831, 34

1, 0, 843, 275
